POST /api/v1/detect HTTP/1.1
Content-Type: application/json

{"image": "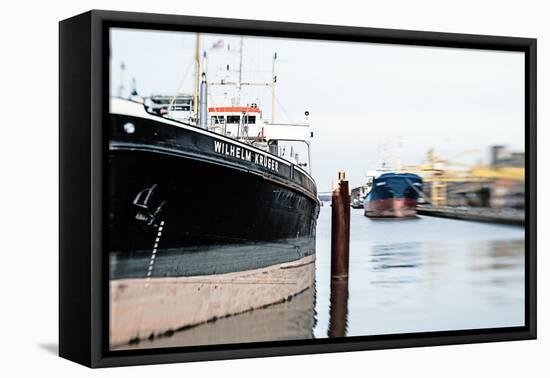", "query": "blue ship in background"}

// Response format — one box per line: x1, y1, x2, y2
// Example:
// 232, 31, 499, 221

365, 172, 423, 218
